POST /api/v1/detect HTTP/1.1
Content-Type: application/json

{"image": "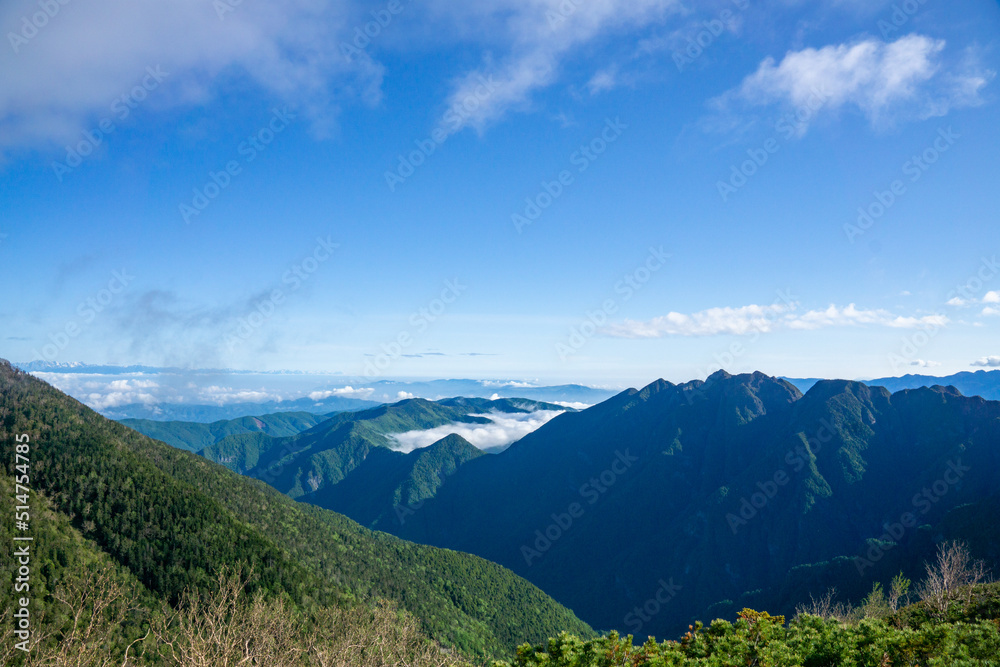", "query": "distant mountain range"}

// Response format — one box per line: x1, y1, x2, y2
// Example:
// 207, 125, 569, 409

786, 369, 1000, 399
362, 379, 615, 405
101, 397, 379, 422
119, 411, 333, 452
